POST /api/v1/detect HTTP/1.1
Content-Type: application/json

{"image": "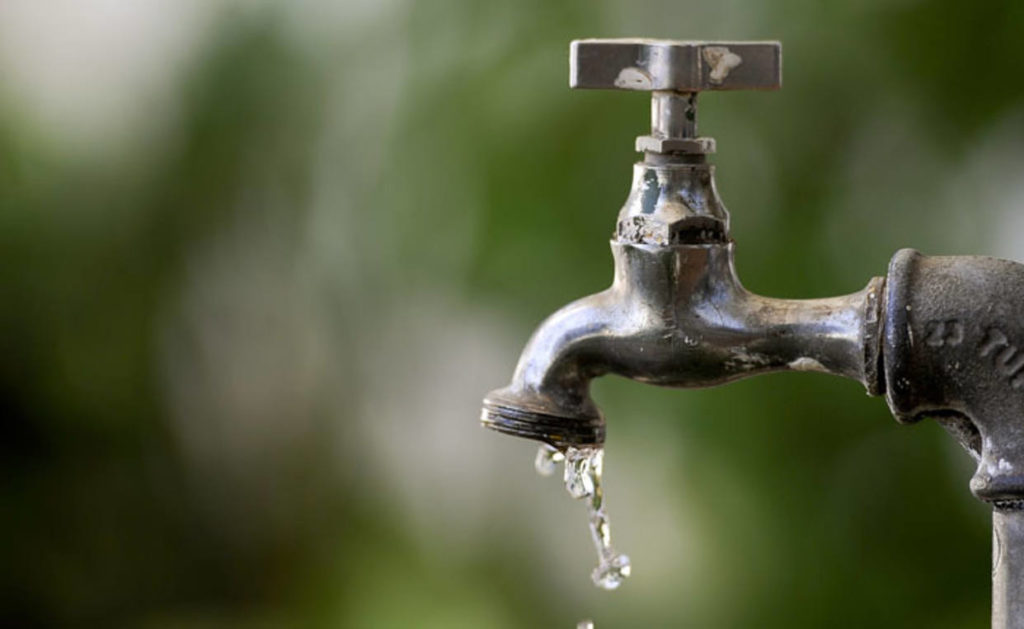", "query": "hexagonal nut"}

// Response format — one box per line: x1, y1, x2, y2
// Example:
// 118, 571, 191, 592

635, 135, 716, 154
617, 215, 727, 246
